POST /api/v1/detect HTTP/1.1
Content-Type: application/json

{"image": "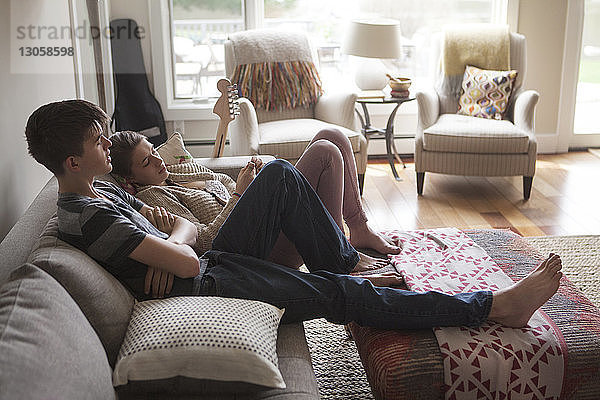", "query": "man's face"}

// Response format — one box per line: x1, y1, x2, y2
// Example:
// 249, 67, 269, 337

78, 129, 113, 177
